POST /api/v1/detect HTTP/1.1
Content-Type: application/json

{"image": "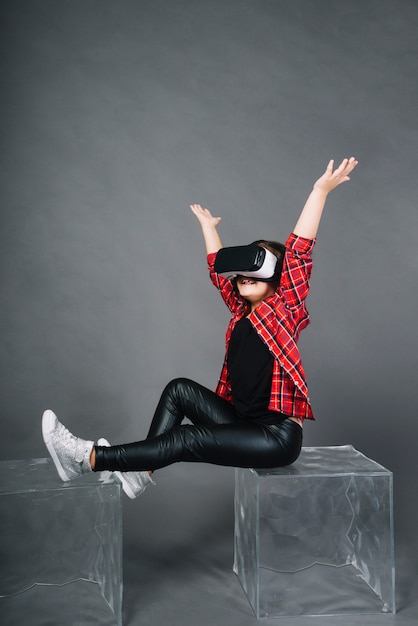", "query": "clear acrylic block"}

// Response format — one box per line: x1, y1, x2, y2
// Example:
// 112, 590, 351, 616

234, 445, 395, 618
0, 458, 122, 626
